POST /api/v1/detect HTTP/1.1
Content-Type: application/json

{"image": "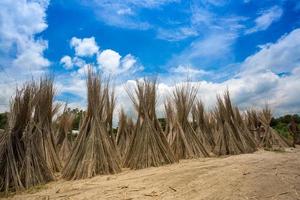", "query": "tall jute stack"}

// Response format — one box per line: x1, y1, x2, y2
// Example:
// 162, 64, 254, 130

0, 81, 55, 193
33, 77, 62, 172
213, 91, 257, 155
123, 78, 177, 169
165, 83, 209, 159
62, 69, 121, 180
